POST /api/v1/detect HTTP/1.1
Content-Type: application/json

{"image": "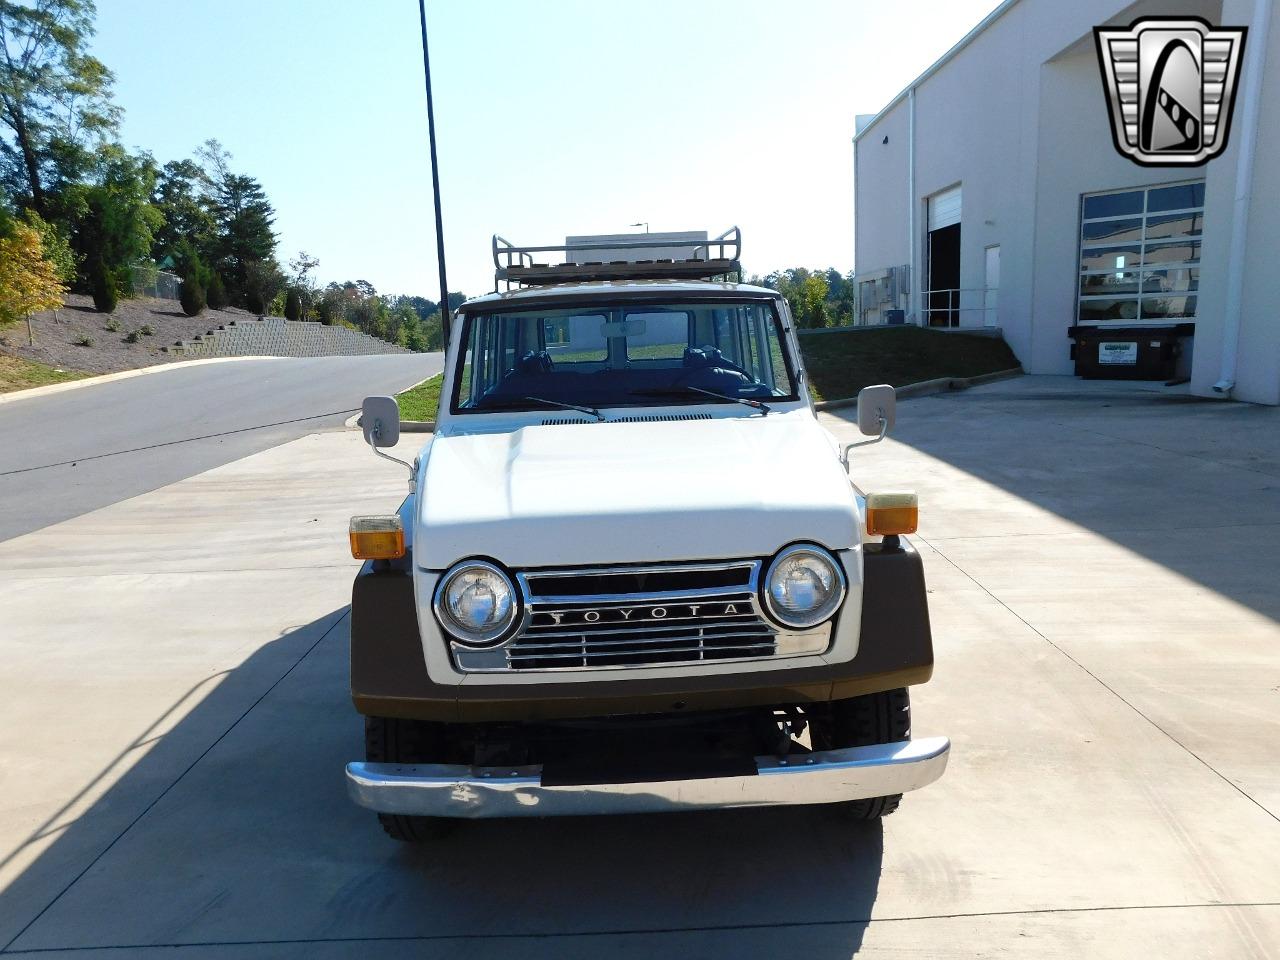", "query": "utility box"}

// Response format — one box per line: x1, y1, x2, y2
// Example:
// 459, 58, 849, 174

1070, 326, 1181, 381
